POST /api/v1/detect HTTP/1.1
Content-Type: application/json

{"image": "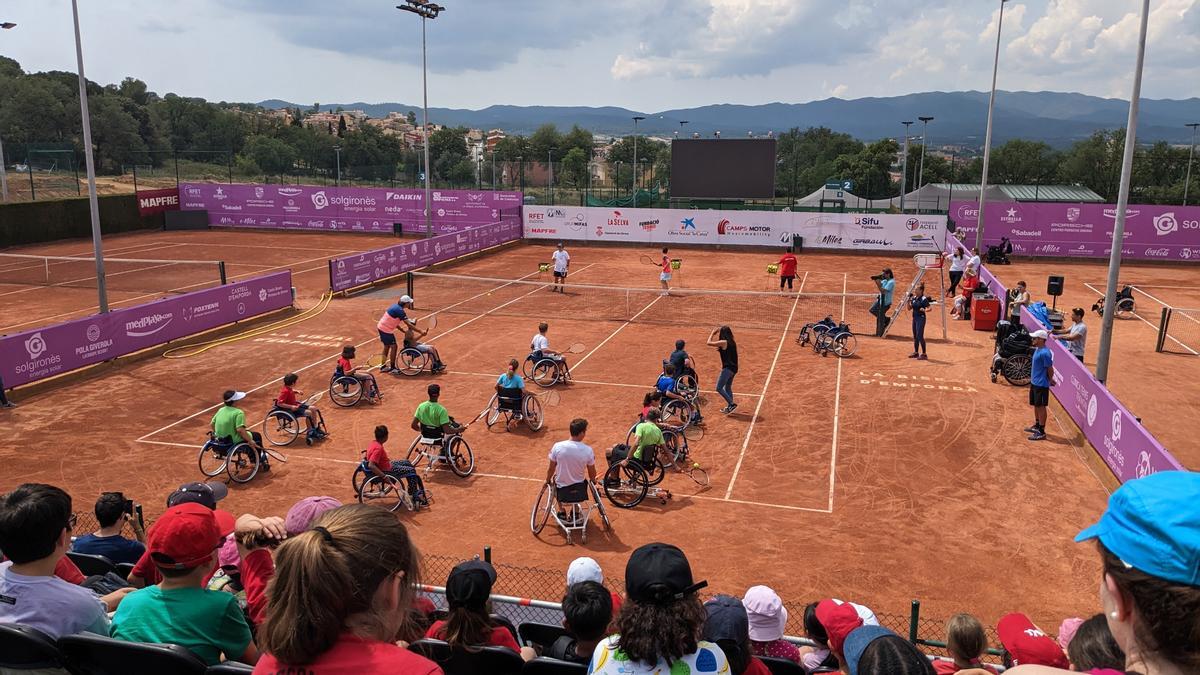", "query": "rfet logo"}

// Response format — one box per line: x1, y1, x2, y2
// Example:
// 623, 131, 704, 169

527, 211, 544, 222
955, 204, 979, 220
